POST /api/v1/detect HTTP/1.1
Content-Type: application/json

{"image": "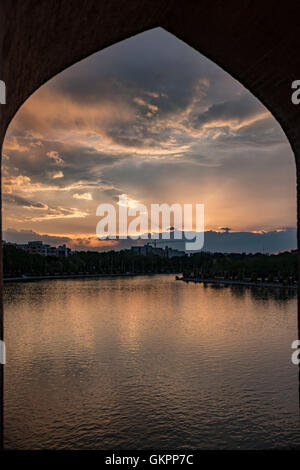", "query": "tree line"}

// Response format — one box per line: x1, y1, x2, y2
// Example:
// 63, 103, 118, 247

2, 245, 298, 282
